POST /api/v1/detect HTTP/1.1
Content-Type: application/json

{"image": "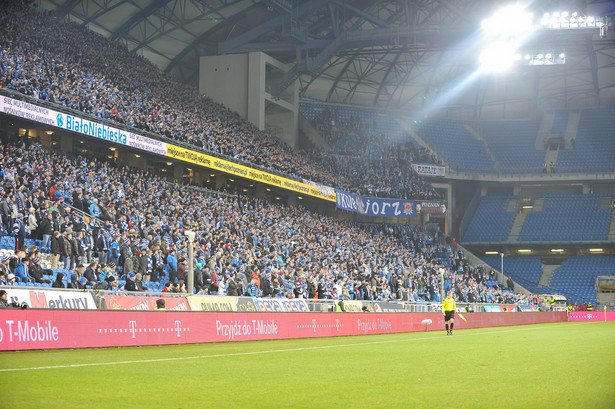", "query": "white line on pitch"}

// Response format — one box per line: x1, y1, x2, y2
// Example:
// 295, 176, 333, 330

0, 322, 596, 372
